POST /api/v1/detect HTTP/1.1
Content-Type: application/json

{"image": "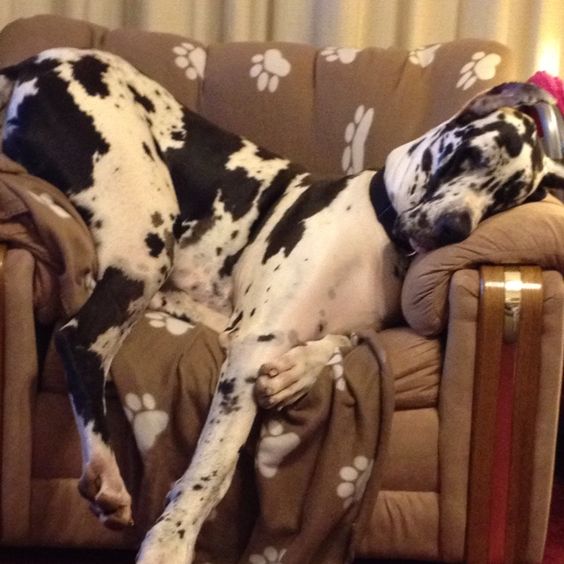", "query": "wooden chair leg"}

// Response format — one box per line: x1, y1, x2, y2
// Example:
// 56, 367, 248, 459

466, 266, 544, 564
